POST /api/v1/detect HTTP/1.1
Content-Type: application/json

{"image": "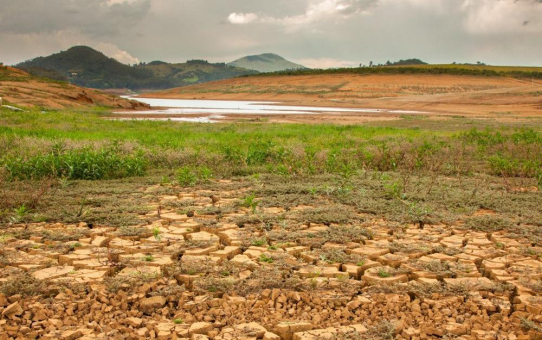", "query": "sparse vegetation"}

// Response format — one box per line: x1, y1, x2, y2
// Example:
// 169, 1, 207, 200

0, 84, 541, 340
